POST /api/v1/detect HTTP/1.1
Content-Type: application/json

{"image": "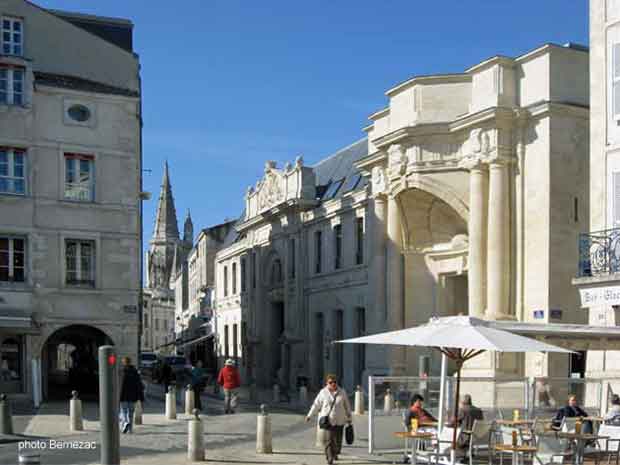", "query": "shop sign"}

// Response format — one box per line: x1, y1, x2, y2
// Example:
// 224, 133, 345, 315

579, 285, 620, 307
